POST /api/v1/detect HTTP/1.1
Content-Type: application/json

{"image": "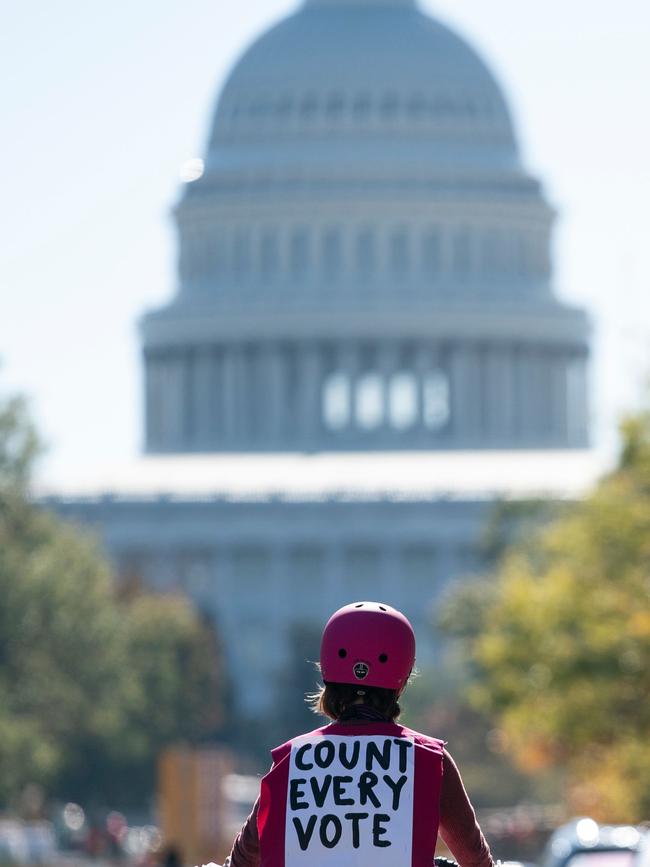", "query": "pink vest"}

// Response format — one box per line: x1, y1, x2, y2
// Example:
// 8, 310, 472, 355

258, 722, 444, 867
